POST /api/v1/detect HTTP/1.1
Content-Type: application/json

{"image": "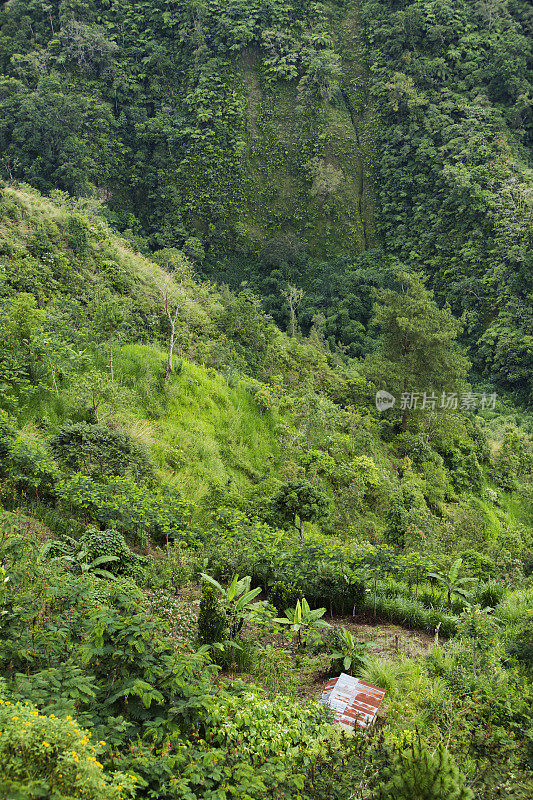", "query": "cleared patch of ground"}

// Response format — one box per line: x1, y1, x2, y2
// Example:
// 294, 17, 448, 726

144, 585, 435, 701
